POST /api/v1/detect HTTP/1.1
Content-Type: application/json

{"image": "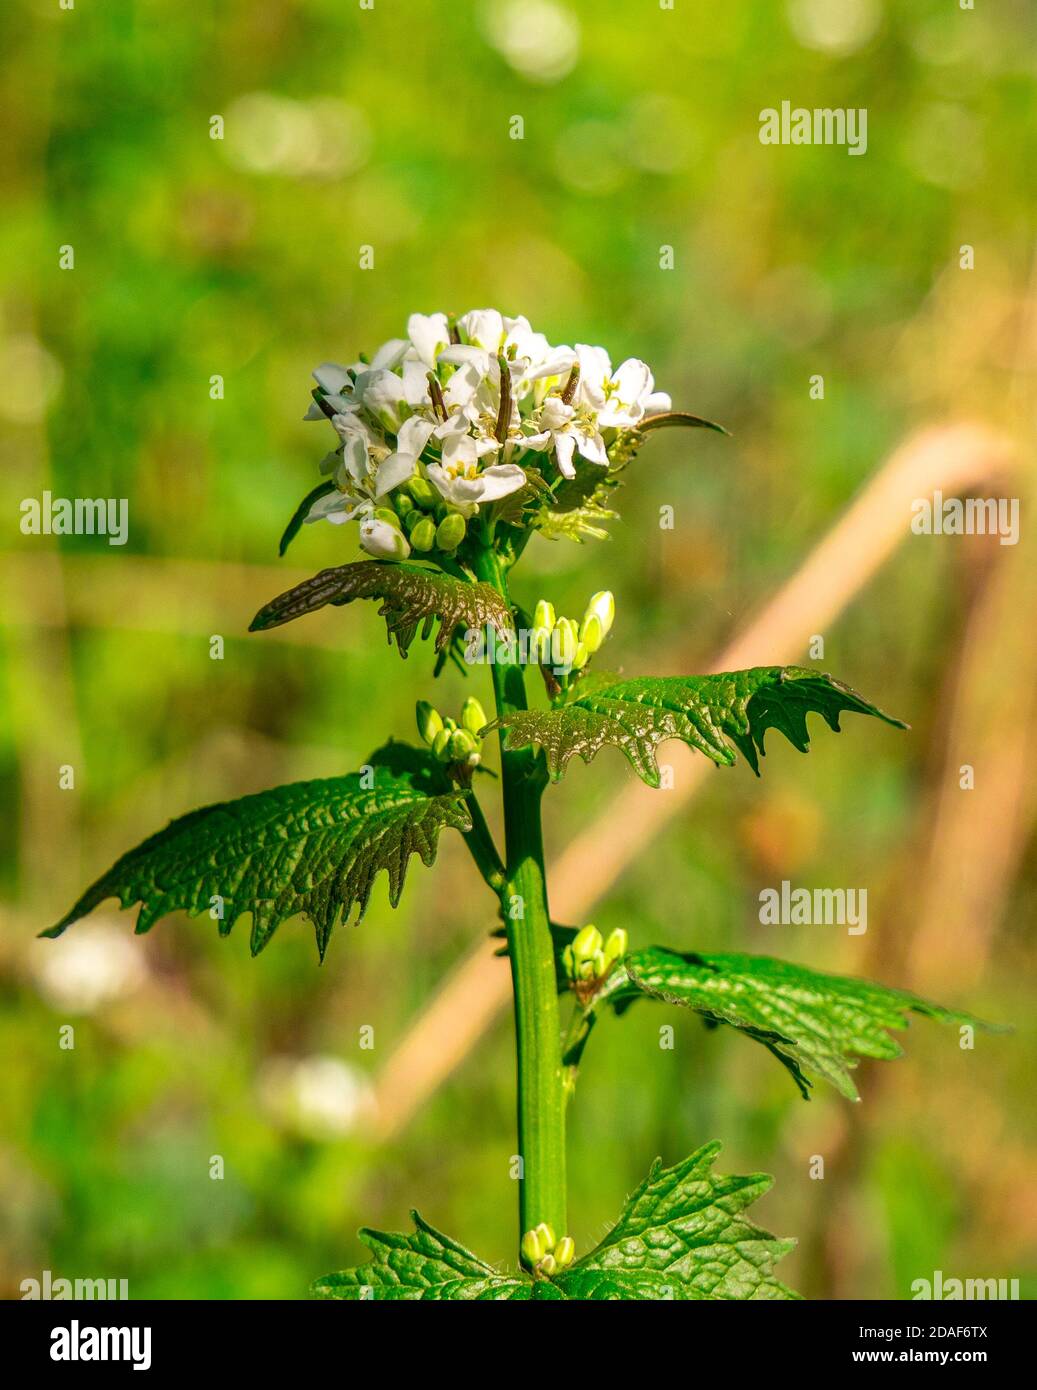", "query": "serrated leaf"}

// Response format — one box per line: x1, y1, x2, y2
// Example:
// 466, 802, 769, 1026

43, 746, 471, 960
249, 559, 513, 656
597, 948, 988, 1101
554, 1142, 797, 1300
494, 666, 907, 787
312, 1212, 533, 1301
